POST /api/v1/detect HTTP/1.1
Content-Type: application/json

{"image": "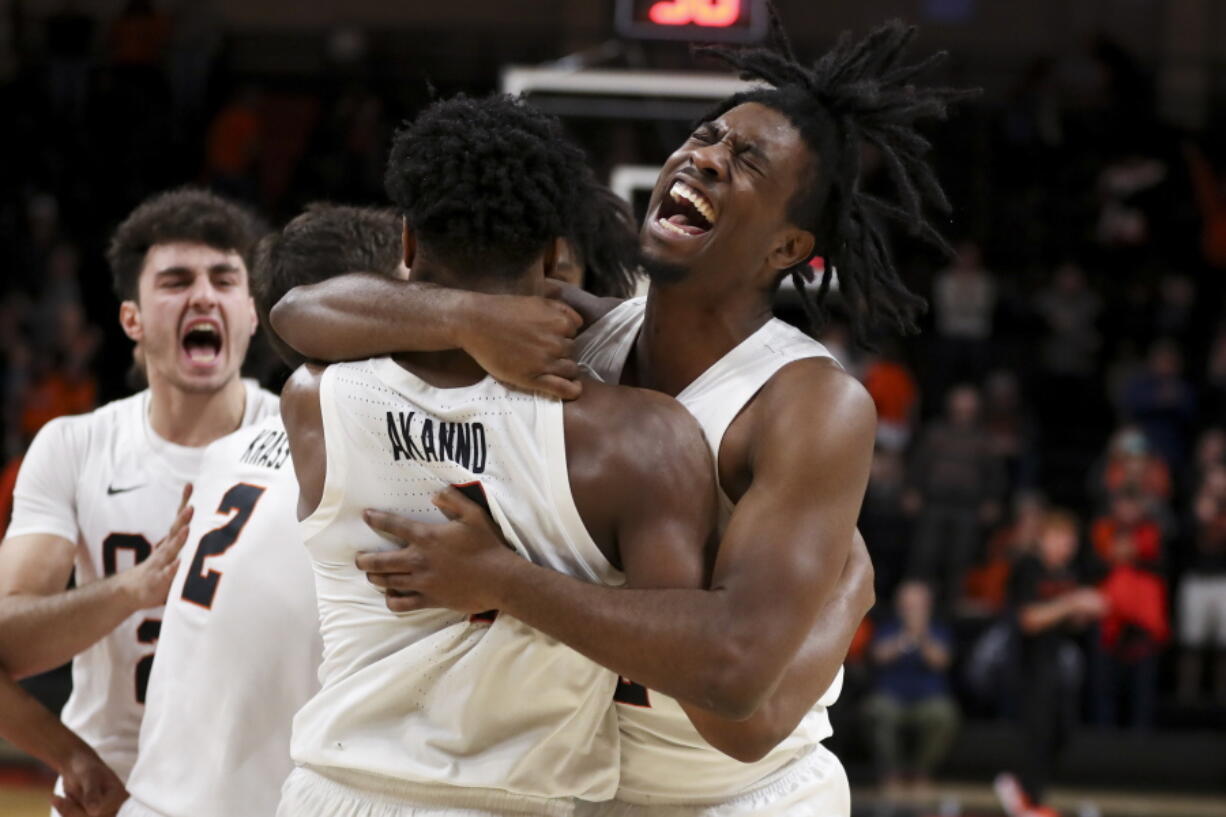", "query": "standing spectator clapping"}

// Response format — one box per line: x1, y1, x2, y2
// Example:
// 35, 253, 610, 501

862, 581, 960, 798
